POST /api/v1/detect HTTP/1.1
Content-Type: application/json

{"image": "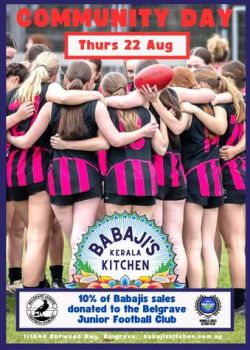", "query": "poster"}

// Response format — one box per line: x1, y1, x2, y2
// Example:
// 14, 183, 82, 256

2, 0, 247, 349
